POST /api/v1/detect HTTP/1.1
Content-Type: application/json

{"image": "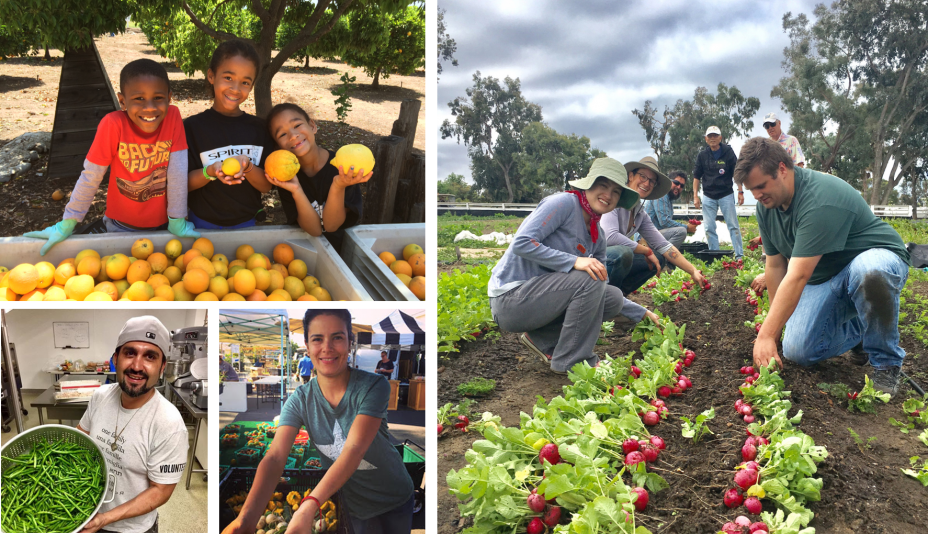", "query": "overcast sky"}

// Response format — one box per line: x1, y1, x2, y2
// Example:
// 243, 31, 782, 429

437, 0, 822, 194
